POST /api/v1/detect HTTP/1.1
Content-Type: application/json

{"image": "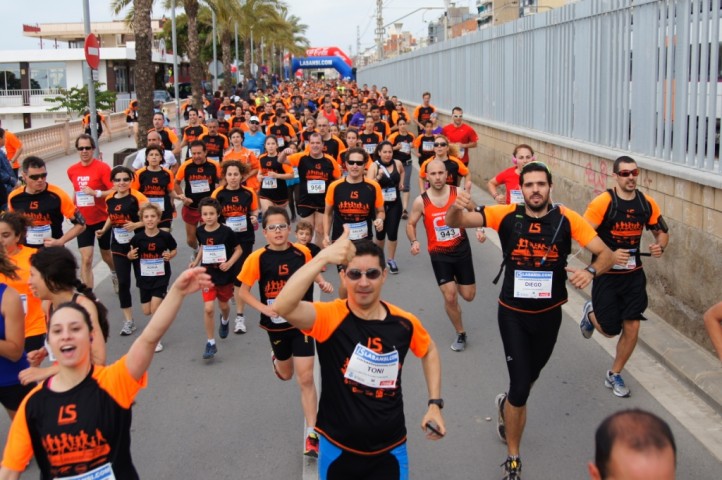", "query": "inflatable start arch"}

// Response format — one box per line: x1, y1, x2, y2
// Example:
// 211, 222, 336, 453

291, 56, 353, 79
